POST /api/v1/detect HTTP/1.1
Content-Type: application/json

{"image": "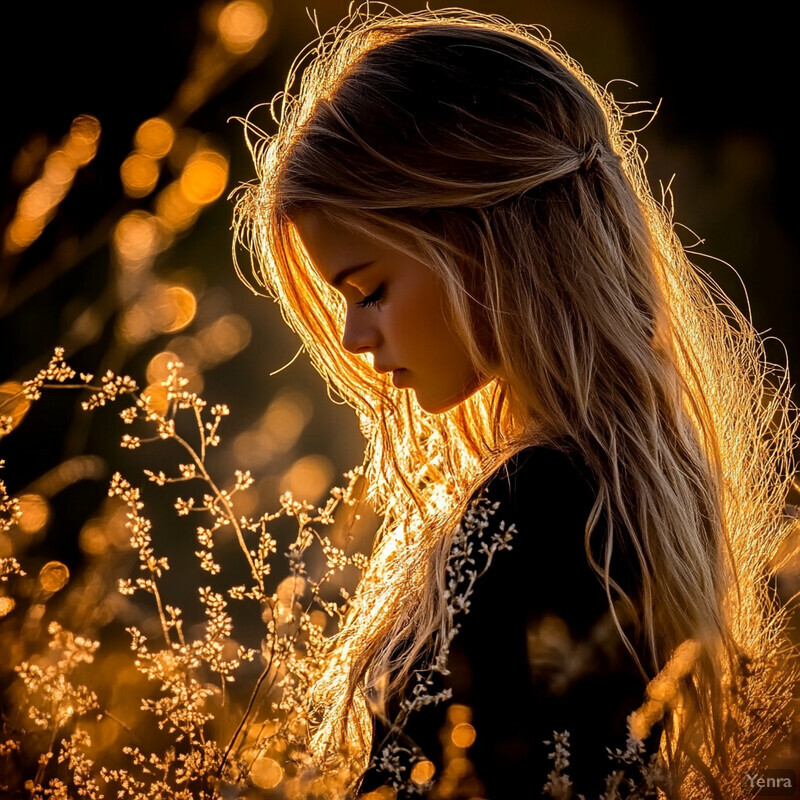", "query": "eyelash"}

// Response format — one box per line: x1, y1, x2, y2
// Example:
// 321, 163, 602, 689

355, 284, 385, 308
